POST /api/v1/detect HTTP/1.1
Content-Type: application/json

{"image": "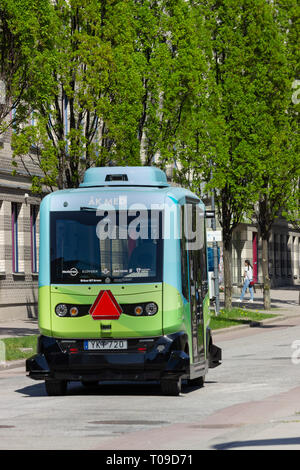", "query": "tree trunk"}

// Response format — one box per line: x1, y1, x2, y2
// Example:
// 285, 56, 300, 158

258, 196, 272, 311
262, 236, 271, 310
223, 236, 232, 310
